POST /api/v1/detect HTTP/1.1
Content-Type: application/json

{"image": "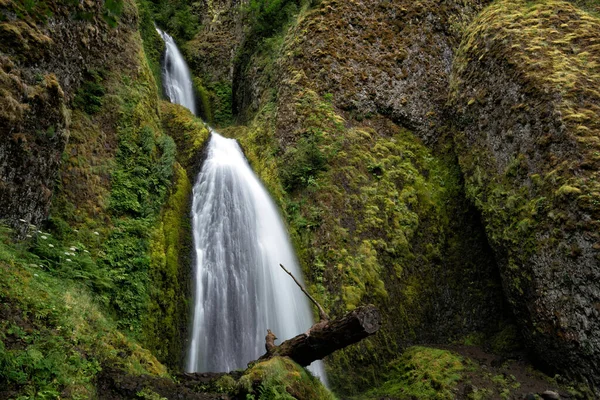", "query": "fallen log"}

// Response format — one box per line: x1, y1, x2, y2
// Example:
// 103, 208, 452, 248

258, 304, 380, 366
